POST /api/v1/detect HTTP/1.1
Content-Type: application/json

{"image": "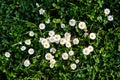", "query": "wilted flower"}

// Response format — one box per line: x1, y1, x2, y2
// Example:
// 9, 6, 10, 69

50, 48, 56, 54
25, 39, 31, 45
50, 63, 54, 68
5, 52, 11, 58
61, 23, 66, 28
45, 19, 50, 24
39, 8, 45, 15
